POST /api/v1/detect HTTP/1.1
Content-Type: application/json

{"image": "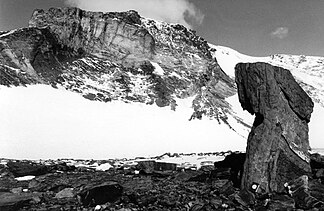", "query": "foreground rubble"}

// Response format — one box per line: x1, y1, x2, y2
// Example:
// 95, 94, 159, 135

0, 152, 324, 211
